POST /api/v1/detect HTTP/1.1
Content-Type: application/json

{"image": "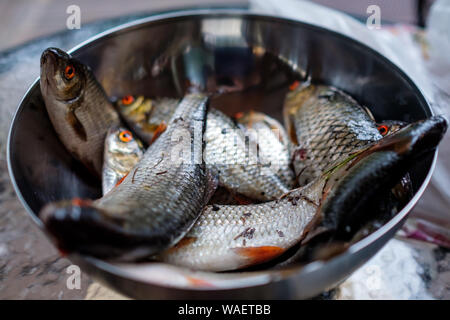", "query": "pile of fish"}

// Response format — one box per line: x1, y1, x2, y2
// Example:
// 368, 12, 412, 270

39, 48, 447, 272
